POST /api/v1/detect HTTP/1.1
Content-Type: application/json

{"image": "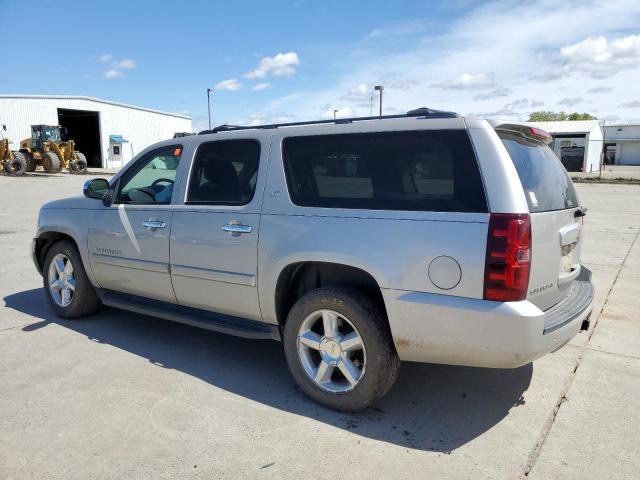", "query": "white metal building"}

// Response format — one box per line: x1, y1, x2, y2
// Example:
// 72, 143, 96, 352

524, 120, 603, 172
603, 124, 640, 165
0, 95, 192, 169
